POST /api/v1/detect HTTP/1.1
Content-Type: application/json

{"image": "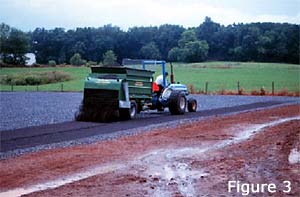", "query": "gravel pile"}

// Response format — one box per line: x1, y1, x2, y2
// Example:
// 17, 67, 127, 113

0, 92, 299, 131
